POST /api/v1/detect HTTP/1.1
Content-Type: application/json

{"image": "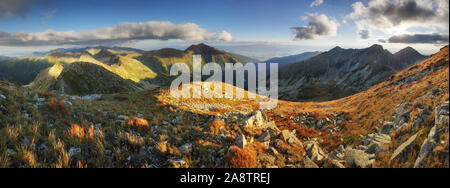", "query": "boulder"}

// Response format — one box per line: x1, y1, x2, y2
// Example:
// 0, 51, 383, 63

303, 141, 327, 164
69, 147, 81, 157
390, 132, 419, 161
380, 122, 394, 134
281, 130, 302, 146
258, 131, 271, 142
236, 134, 247, 148
242, 111, 277, 130
359, 133, 391, 154
344, 148, 374, 168
414, 102, 449, 168
302, 156, 319, 168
